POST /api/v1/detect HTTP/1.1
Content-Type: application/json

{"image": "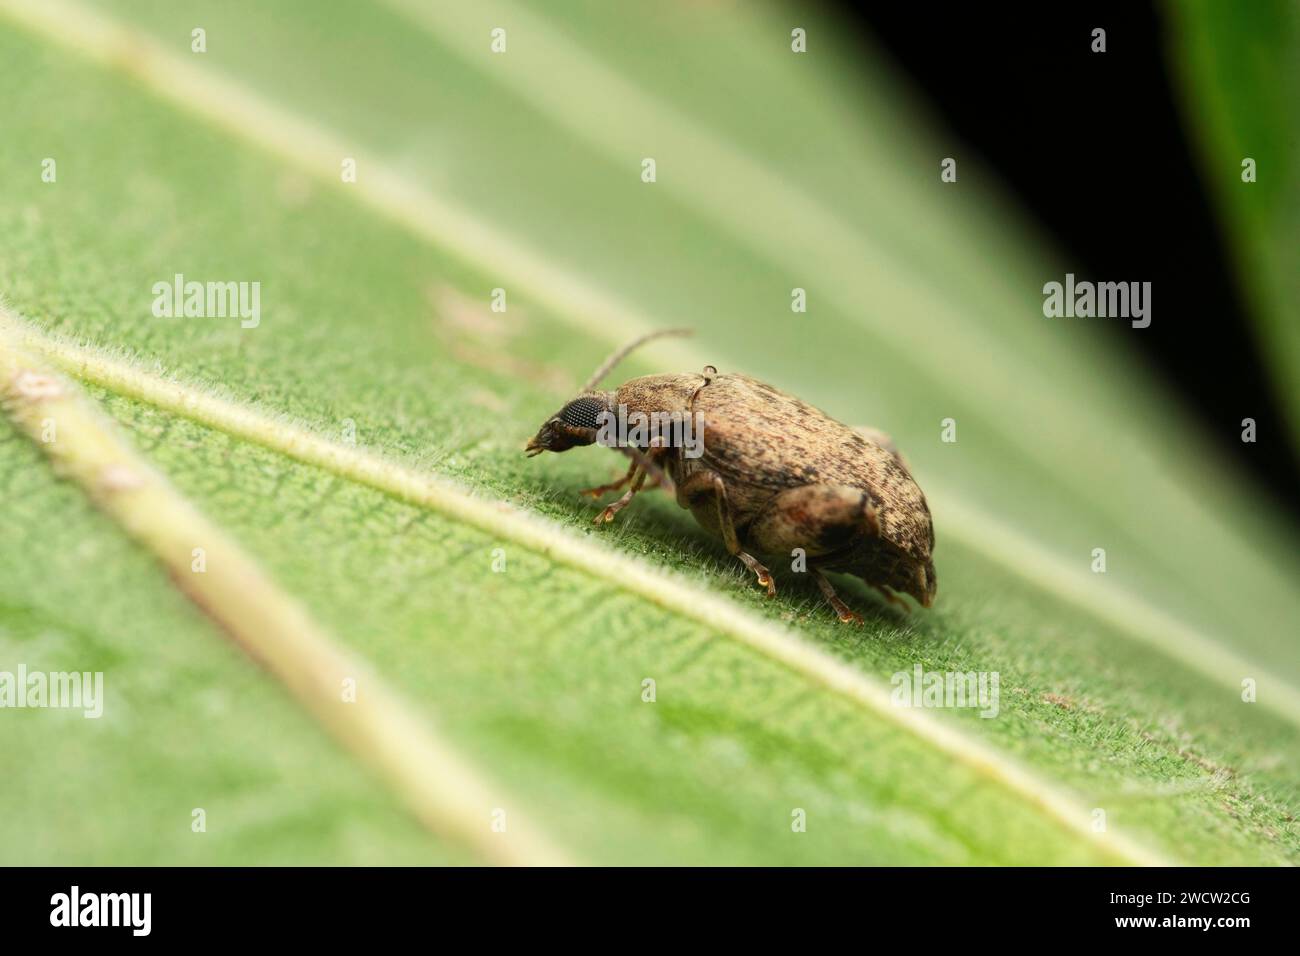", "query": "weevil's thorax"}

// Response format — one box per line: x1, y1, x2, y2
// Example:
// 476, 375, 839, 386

609, 374, 703, 475
612, 374, 699, 418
